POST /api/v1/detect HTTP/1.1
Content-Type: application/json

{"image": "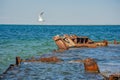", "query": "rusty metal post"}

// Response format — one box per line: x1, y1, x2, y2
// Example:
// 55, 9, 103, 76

84, 58, 100, 73
114, 39, 117, 45
16, 56, 21, 66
